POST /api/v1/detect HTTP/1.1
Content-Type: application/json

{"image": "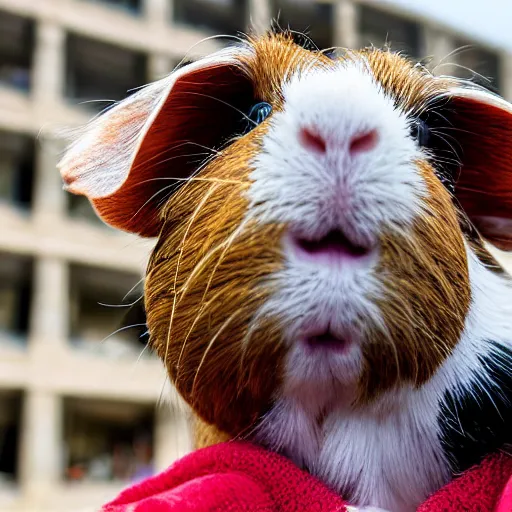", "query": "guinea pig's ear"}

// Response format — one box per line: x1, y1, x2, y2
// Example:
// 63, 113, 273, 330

58, 48, 254, 237
444, 87, 512, 251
